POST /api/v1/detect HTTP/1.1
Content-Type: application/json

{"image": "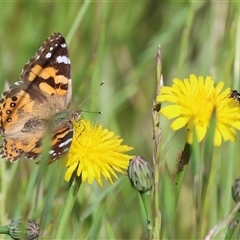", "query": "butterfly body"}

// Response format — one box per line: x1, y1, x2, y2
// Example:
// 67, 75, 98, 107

0, 32, 80, 162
